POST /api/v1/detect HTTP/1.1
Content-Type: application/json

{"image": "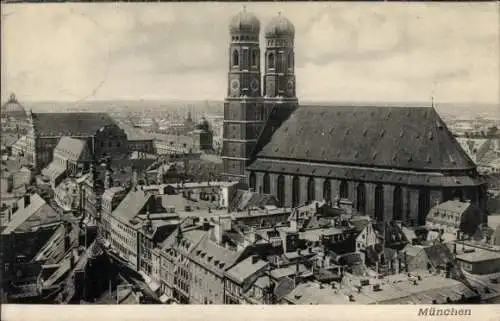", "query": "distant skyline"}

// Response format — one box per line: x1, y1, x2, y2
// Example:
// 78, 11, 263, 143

2, 3, 499, 104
